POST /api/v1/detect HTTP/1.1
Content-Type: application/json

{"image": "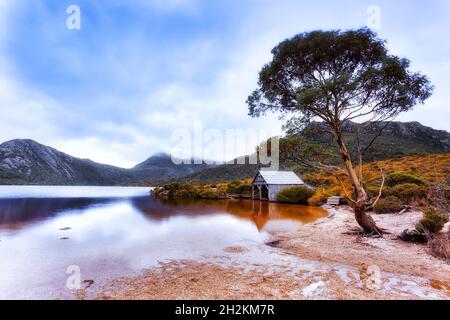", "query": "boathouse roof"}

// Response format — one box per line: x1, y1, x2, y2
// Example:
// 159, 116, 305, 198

253, 170, 305, 185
